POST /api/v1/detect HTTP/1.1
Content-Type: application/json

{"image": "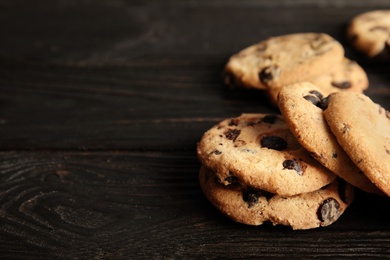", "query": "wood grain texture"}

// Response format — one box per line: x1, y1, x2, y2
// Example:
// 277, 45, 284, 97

0, 151, 390, 259
1, 0, 390, 258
